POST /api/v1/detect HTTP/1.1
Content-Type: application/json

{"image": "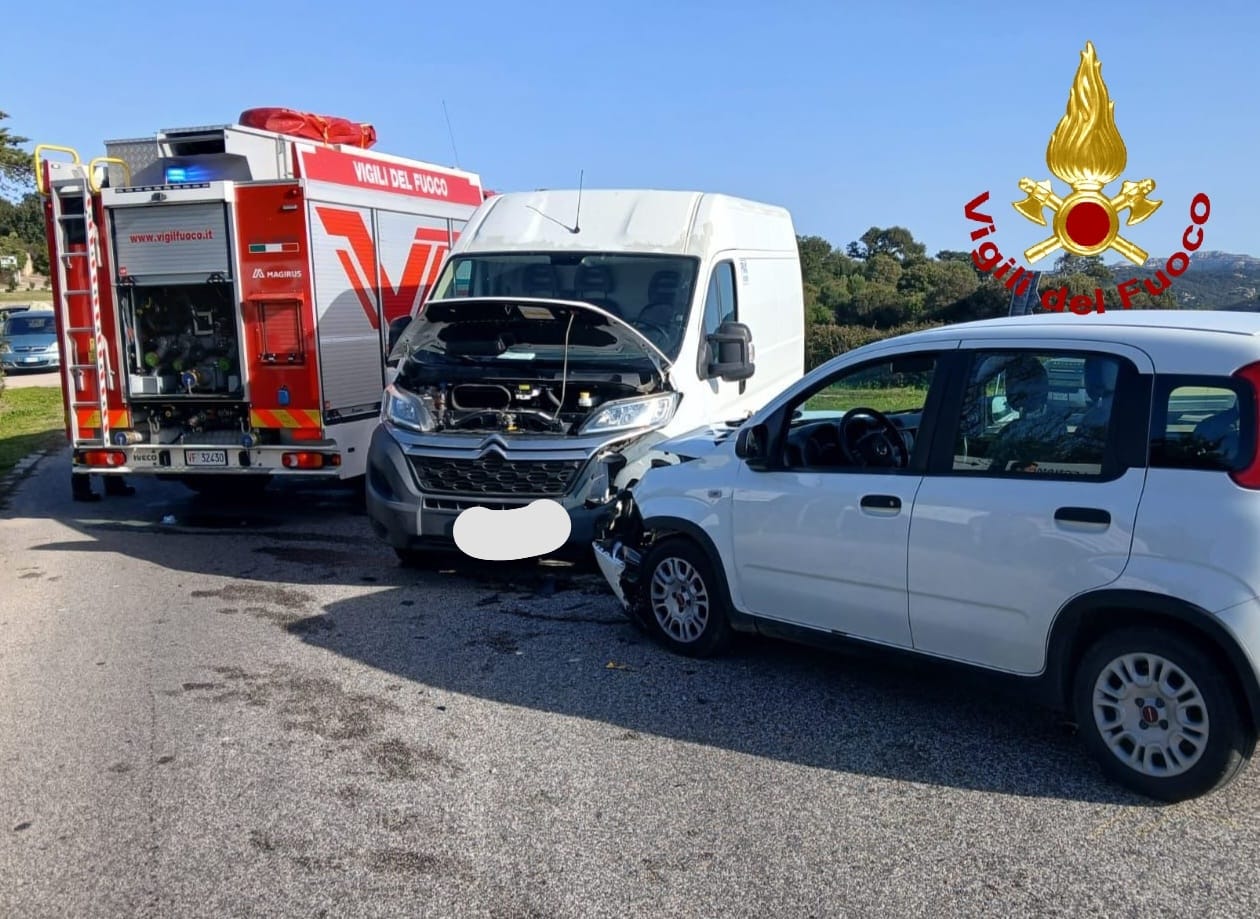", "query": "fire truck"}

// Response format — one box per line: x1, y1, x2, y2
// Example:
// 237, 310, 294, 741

34, 108, 488, 495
